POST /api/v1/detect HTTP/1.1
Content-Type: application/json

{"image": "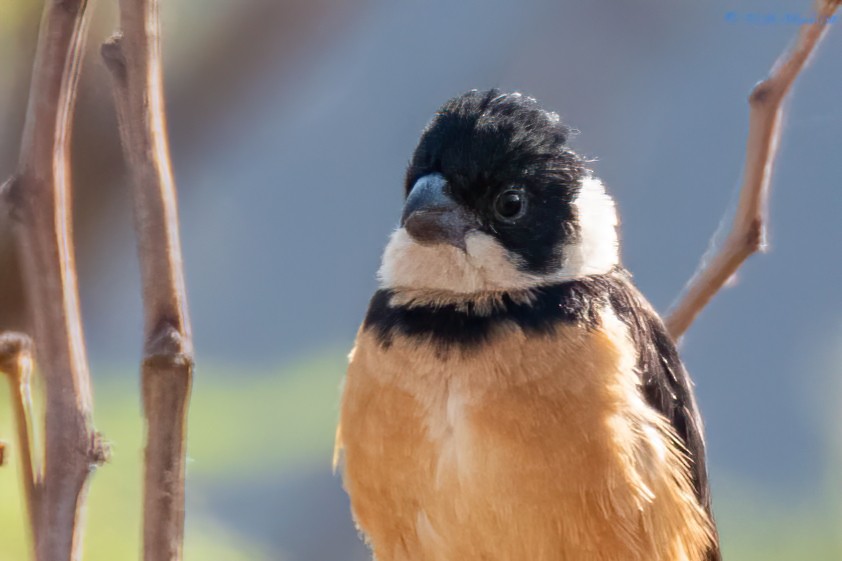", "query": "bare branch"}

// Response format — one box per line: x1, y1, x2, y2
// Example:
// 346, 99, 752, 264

102, 1, 195, 560
1, 1, 108, 559
666, 0, 841, 339
0, 332, 38, 549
